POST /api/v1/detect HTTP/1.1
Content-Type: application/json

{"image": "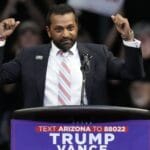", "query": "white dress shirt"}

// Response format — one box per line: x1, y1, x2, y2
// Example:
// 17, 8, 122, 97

44, 41, 88, 106
123, 39, 141, 48
0, 39, 6, 47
